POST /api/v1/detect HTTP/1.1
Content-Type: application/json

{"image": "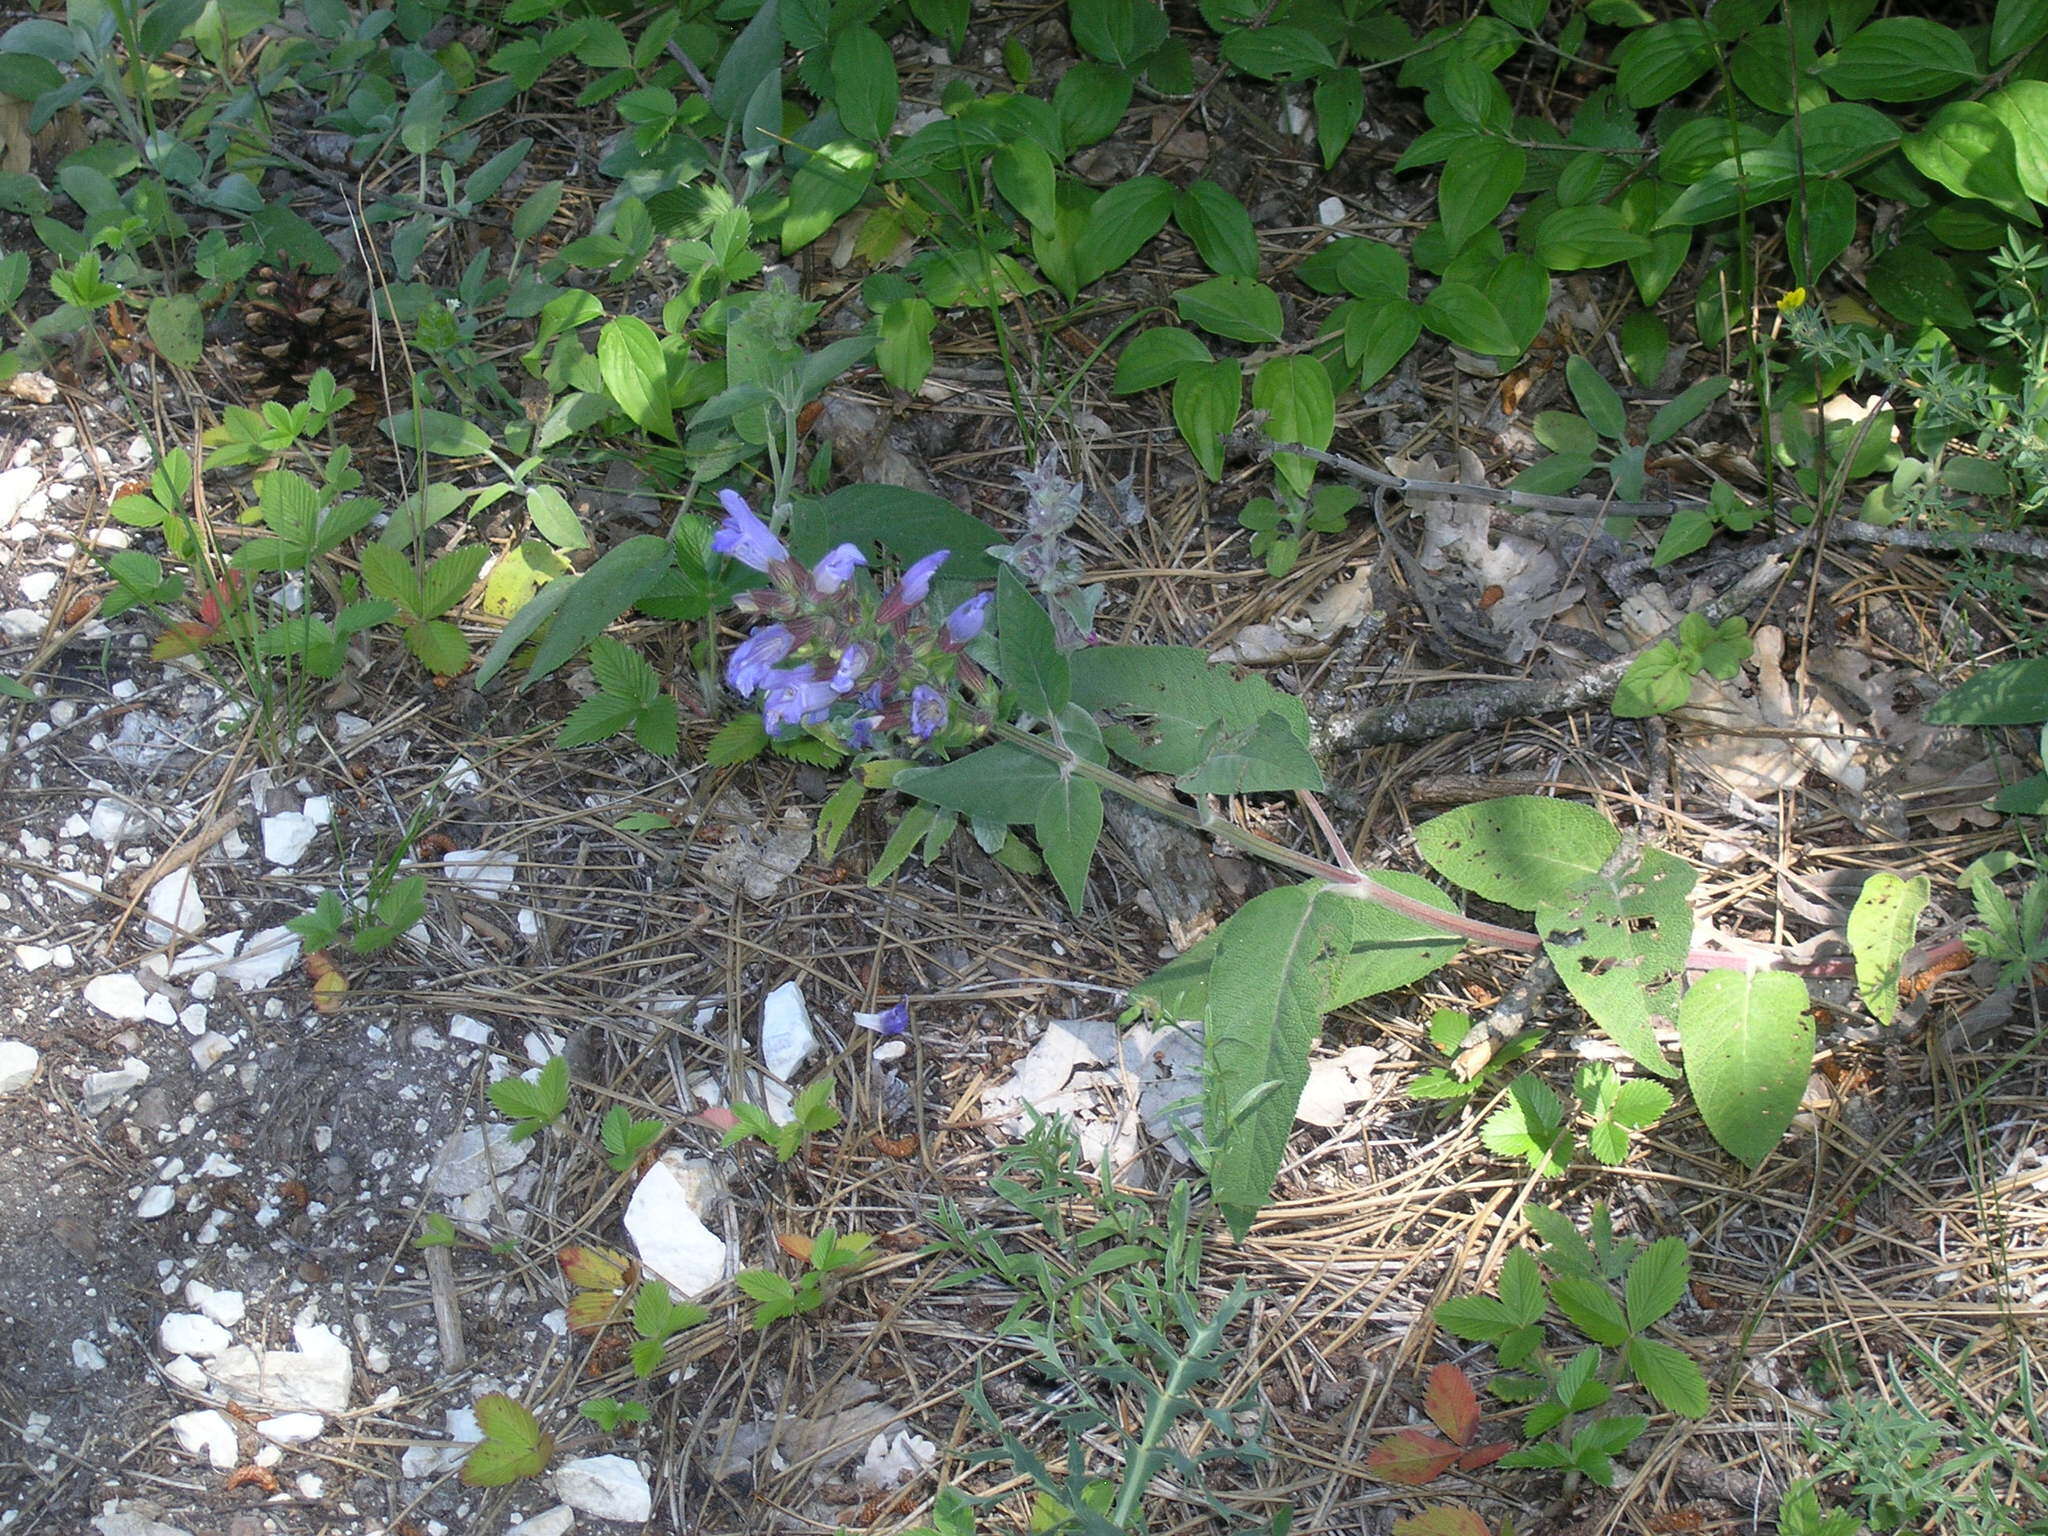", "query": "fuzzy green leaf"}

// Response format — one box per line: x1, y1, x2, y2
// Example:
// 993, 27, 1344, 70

1679, 969, 1812, 1168
1539, 846, 1692, 1076
1413, 796, 1619, 911
1846, 871, 1930, 1026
